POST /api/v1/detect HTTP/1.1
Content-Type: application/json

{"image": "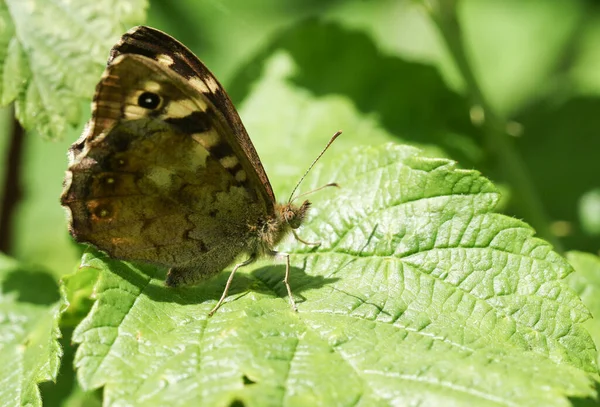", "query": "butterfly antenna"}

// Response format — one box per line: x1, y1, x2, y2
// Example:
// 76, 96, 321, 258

291, 182, 339, 202
288, 130, 342, 203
